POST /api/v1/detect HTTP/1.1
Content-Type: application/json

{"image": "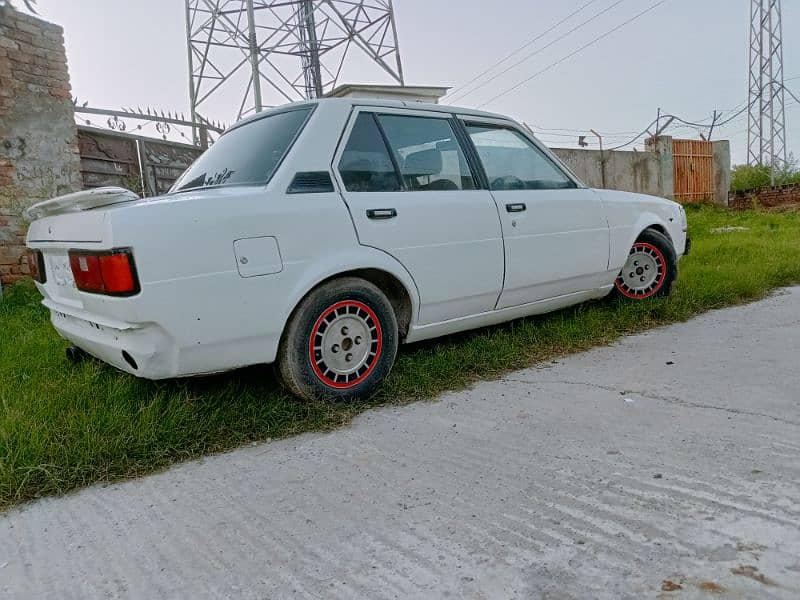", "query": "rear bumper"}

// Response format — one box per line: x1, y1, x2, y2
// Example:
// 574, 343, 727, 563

47, 300, 179, 379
